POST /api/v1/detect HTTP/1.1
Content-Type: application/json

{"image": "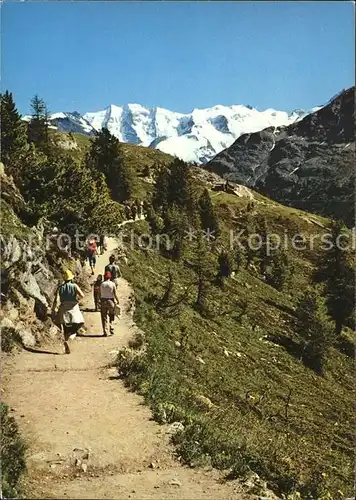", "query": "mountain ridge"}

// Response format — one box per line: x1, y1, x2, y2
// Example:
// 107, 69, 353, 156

23, 101, 321, 164
205, 86, 355, 225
